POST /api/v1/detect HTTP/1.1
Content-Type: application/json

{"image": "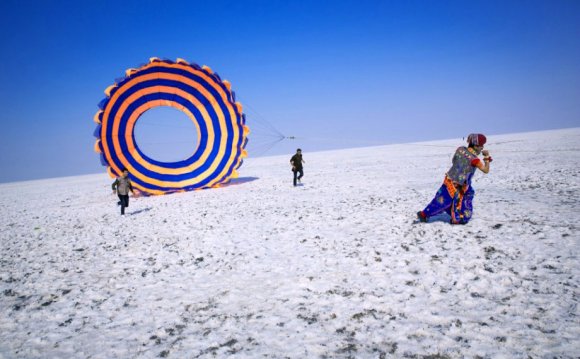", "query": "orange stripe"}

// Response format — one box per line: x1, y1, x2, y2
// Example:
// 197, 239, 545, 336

105, 84, 117, 97
145, 61, 238, 110
132, 181, 165, 195
111, 95, 216, 189
112, 85, 218, 174
101, 62, 245, 190
106, 74, 232, 180
102, 73, 163, 173
102, 69, 233, 168
121, 98, 238, 190
124, 100, 214, 188
107, 166, 116, 179
94, 139, 101, 153
444, 176, 457, 197
93, 110, 102, 124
